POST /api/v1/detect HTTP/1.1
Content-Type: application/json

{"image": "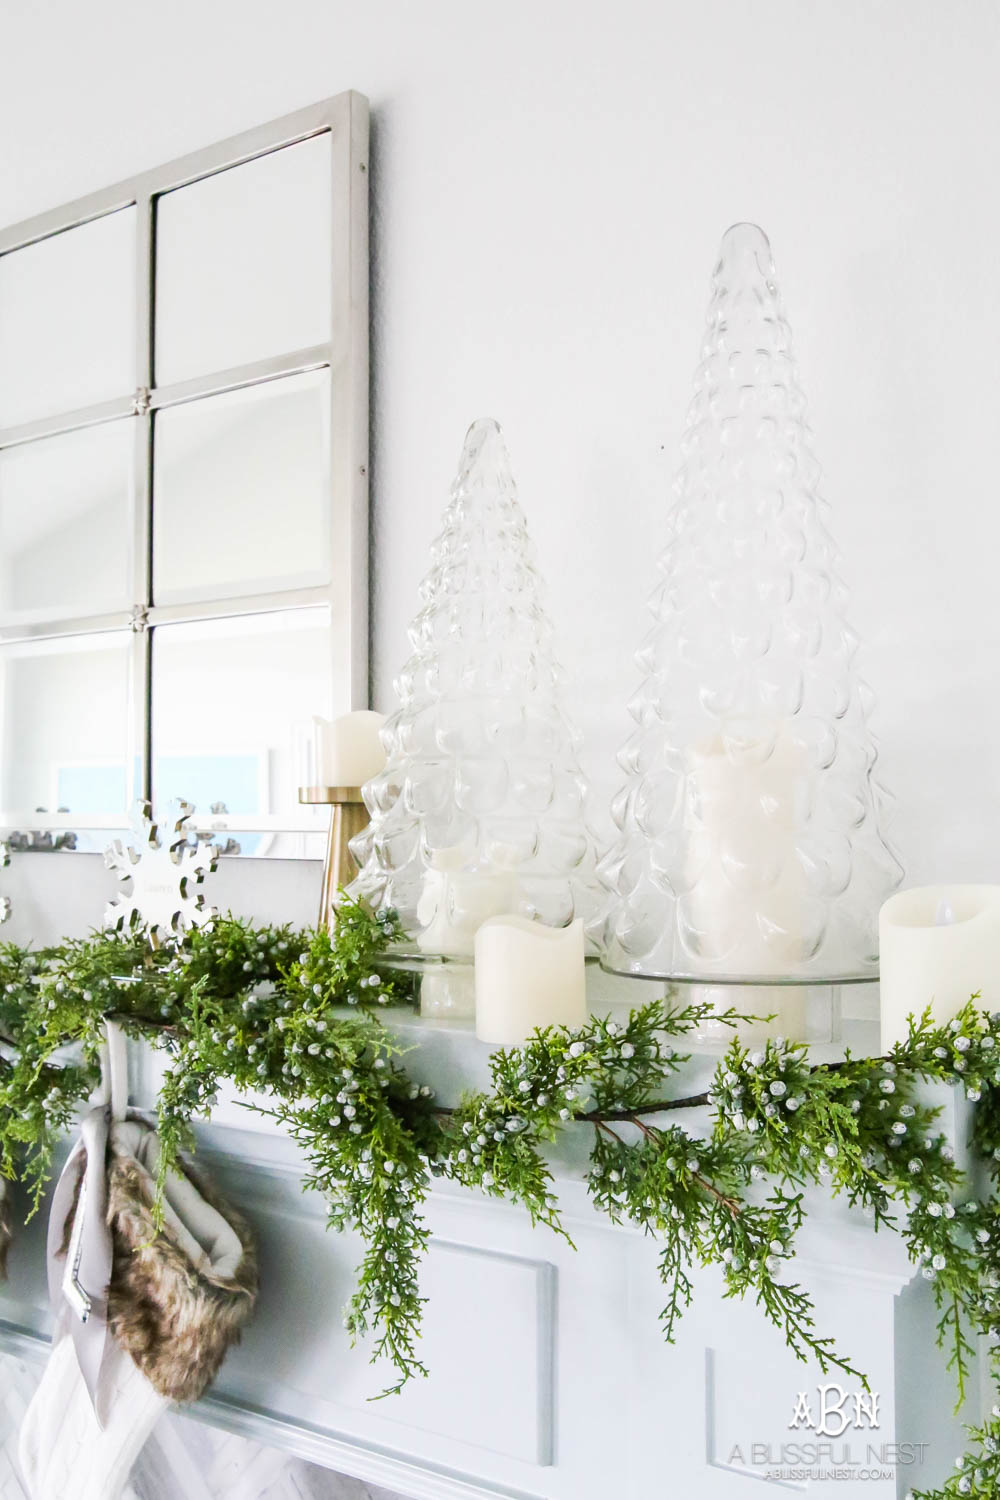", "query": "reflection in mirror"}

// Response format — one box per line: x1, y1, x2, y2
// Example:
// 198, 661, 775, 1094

0, 209, 135, 430
0, 94, 368, 862
0, 420, 134, 625
154, 134, 332, 386
152, 372, 330, 606
151, 608, 334, 857
0, 632, 131, 843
